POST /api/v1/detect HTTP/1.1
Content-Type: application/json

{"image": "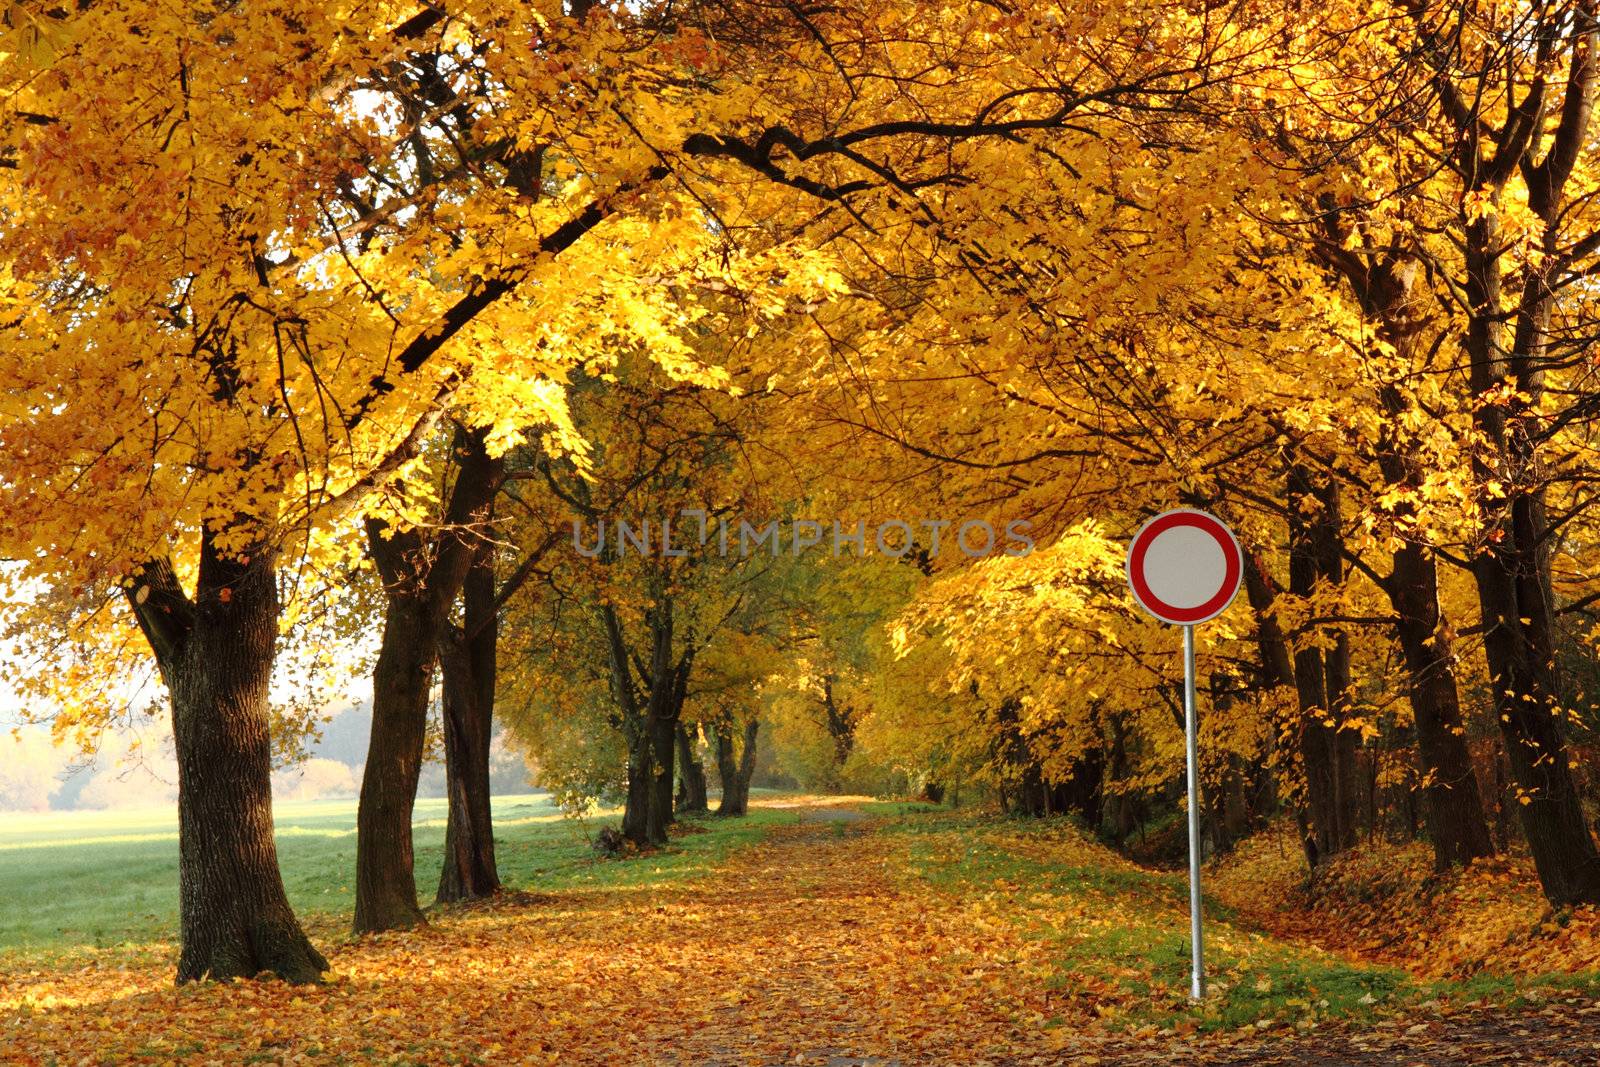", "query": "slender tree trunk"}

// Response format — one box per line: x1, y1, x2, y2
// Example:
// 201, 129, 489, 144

1287, 466, 1359, 859
354, 522, 433, 934
1314, 224, 1498, 871
675, 723, 709, 814
1313, 481, 1363, 848
820, 676, 854, 771
354, 429, 503, 932
127, 540, 328, 984
735, 720, 758, 811
1388, 544, 1496, 867
437, 538, 500, 904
